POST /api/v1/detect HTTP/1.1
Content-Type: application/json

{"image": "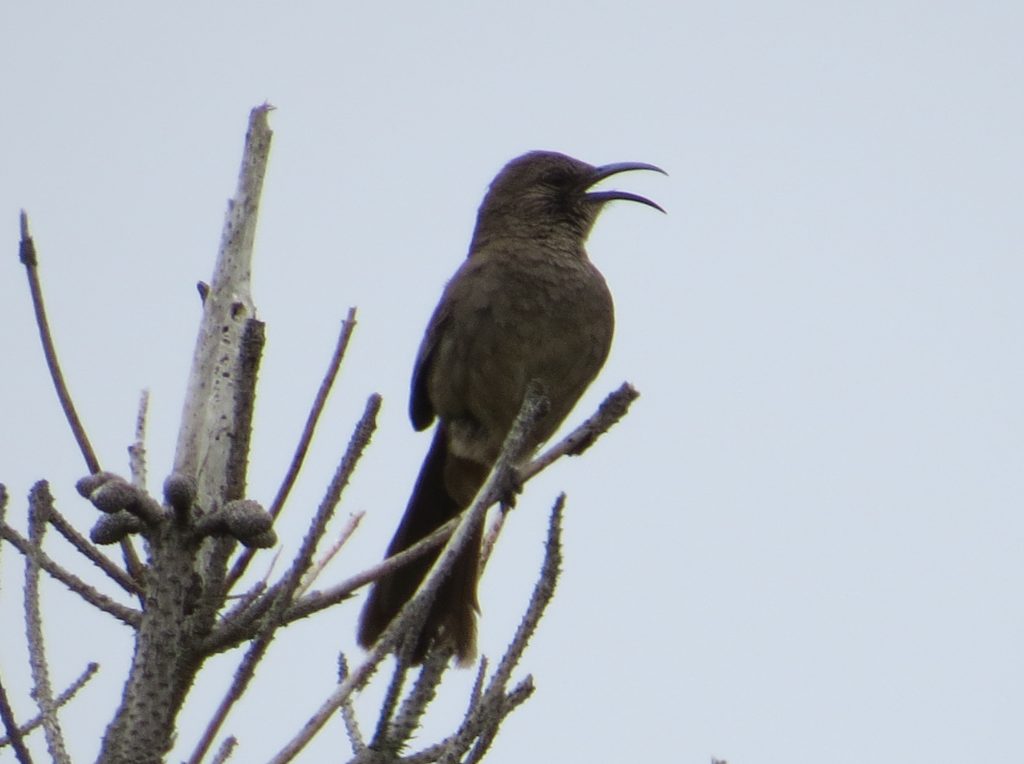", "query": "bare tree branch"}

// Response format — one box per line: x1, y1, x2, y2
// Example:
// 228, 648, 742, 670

385, 643, 452, 754
522, 382, 639, 479
24, 482, 71, 764
186, 394, 381, 764
224, 308, 358, 593
487, 495, 563, 692
337, 653, 365, 754
273, 382, 636, 632
368, 656, 413, 754
0, 484, 7, 585
120, 390, 150, 581
45, 505, 142, 598
269, 384, 547, 764
296, 510, 364, 599
282, 516, 455, 626
18, 212, 101, 475
0, 672, 33, 764
210, 736, 237, 764
269, 308, 359, 520
128, 389, 150, 491
461, 678, 534, 764
401, 497, 561, 764
0, 522, 141, 627
0, 663, 99, 750
227, 318, 265, 503
478, 511, 506, 572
